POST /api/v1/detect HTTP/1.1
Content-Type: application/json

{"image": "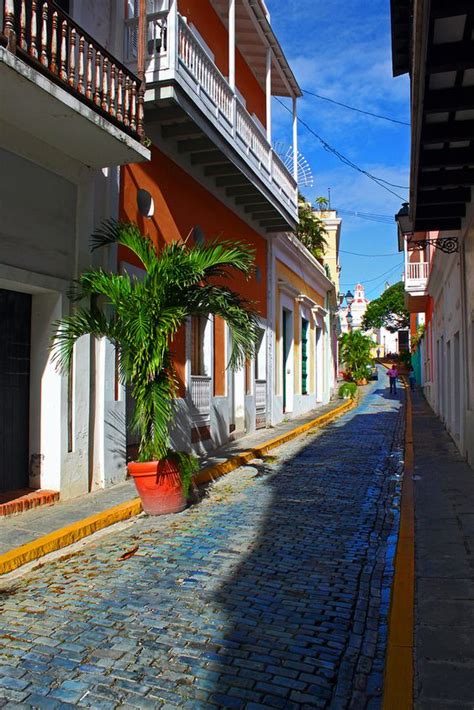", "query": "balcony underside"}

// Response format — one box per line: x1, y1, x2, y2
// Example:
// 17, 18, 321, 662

144, 87, 297, 234
0, 47, 149, 168
405, 292, 429, 313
